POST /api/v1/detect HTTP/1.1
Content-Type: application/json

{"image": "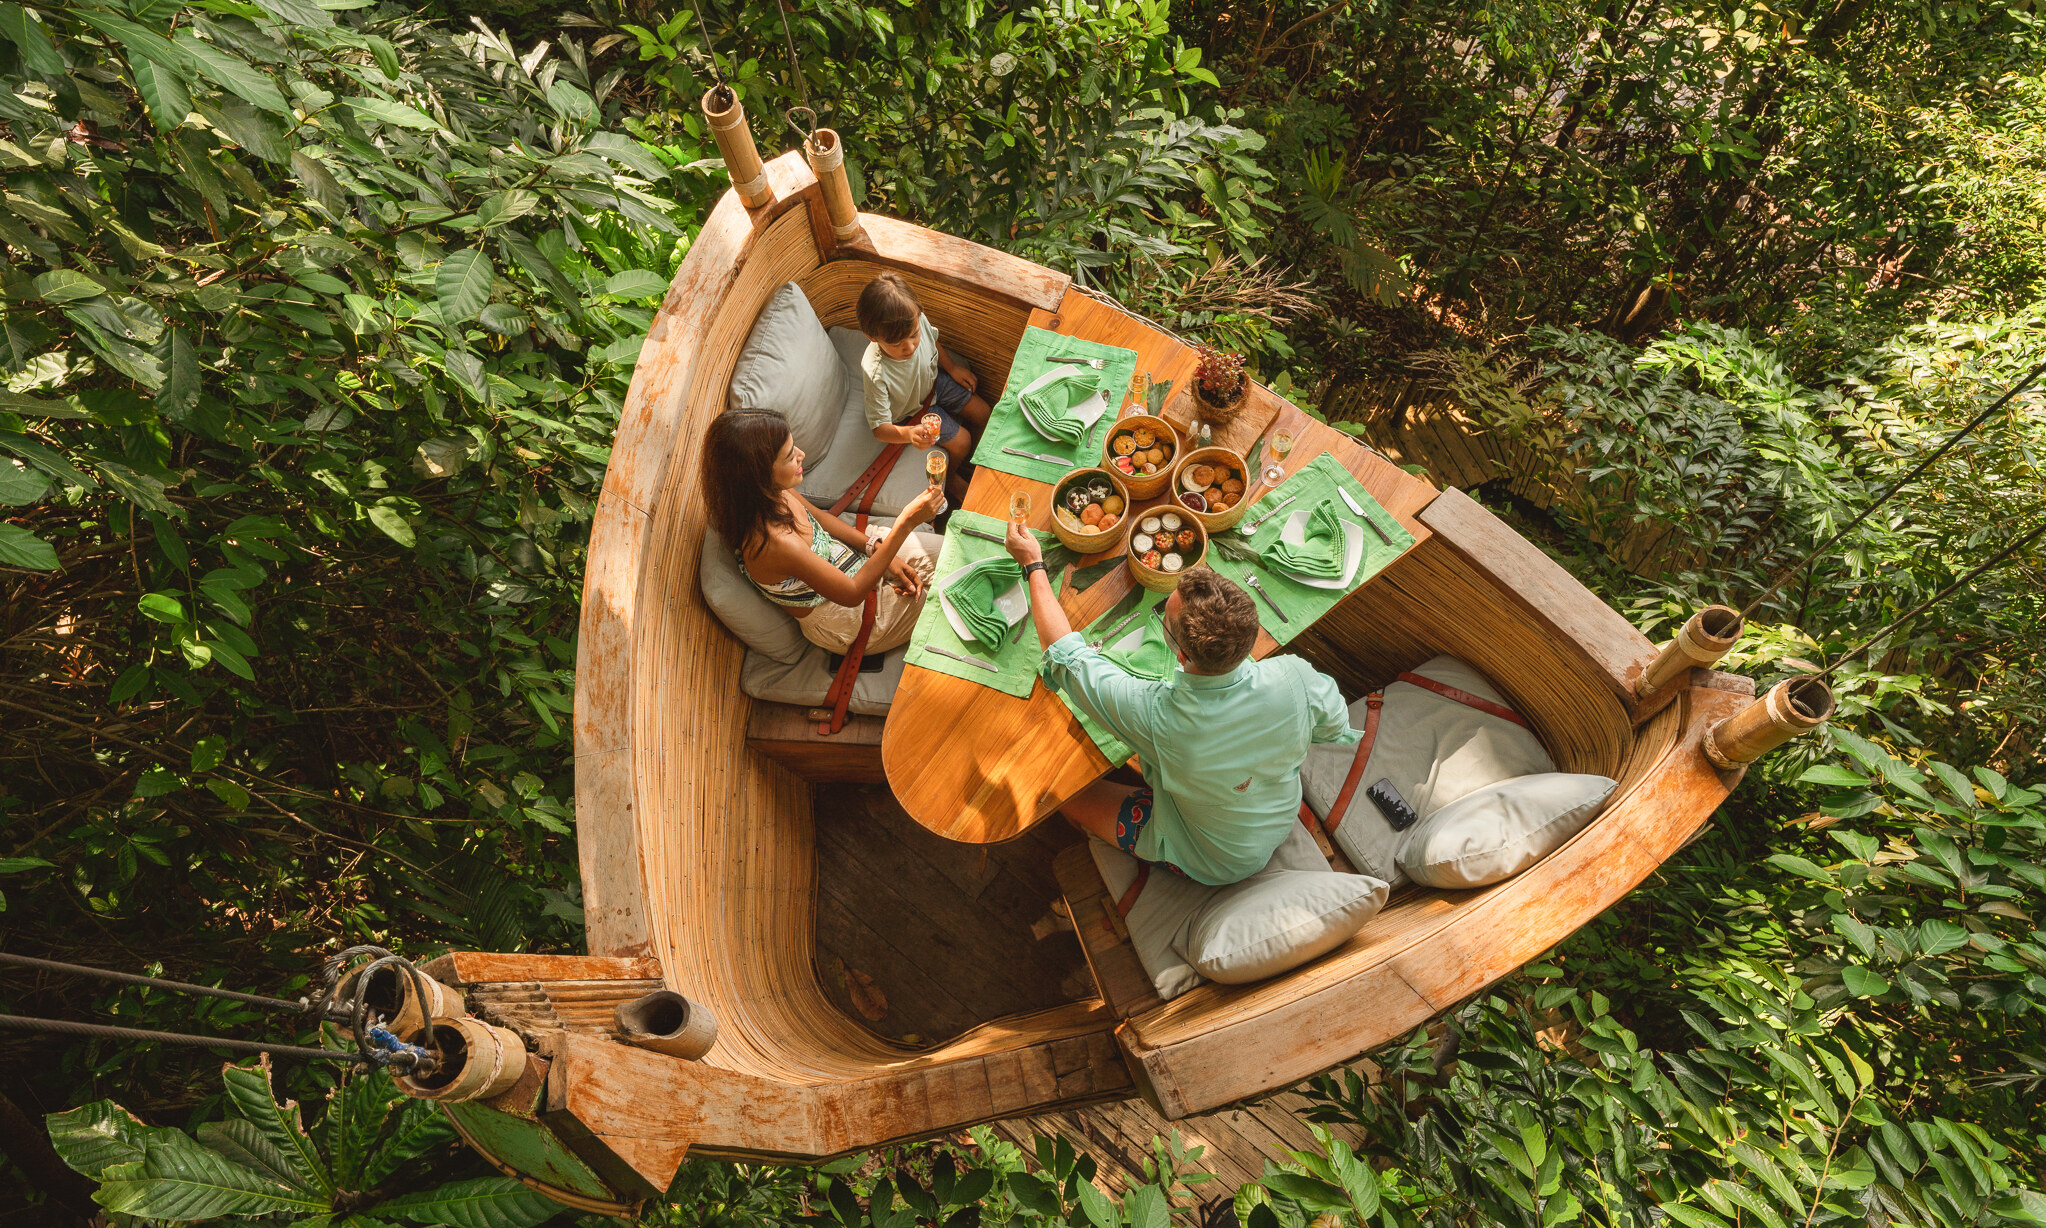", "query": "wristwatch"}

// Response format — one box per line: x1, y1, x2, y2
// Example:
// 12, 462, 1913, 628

1021, 561, 1047, 579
